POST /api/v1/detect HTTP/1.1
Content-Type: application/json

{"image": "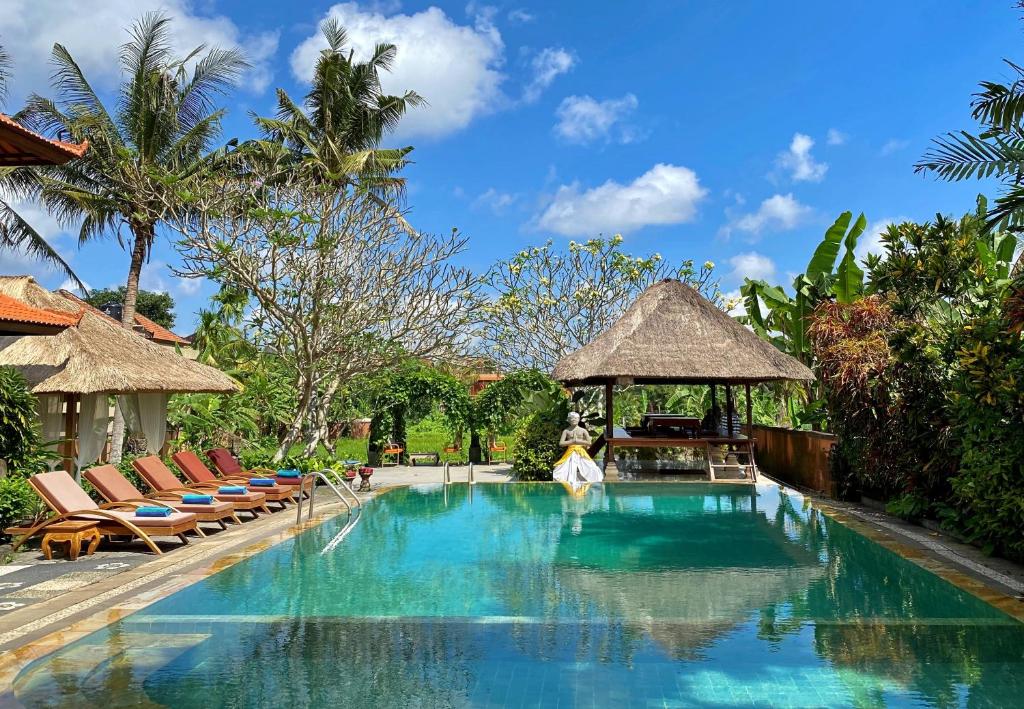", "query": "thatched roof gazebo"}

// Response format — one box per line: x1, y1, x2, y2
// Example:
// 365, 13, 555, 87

0, 276, 238, 473
553, 279, 813, 481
